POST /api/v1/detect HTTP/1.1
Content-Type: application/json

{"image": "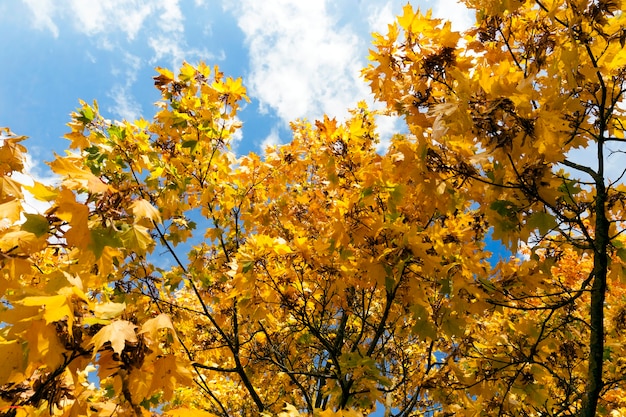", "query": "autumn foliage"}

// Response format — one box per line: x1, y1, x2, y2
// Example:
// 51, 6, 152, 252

2, 0, 626, 416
